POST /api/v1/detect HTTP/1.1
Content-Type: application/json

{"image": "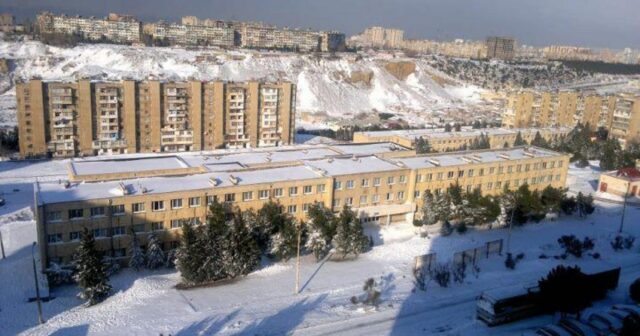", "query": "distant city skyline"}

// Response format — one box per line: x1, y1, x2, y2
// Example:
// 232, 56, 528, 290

1, 0, 639, 50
